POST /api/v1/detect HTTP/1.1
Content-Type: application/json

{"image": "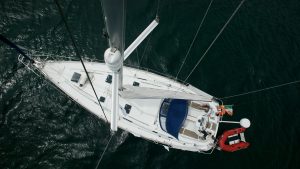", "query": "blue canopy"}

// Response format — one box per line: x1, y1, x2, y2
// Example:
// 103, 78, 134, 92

161, 99, 188, 138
